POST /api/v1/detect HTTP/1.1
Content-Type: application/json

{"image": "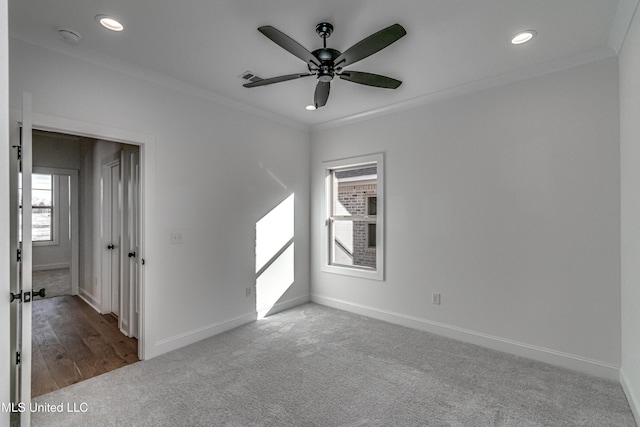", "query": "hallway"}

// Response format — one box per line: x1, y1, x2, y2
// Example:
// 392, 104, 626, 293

32, 295, 138, 397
